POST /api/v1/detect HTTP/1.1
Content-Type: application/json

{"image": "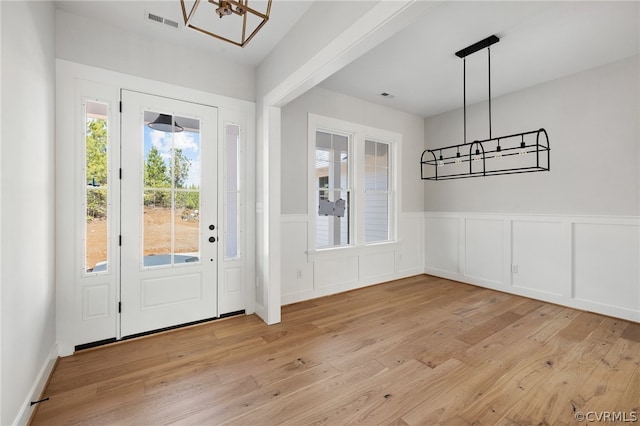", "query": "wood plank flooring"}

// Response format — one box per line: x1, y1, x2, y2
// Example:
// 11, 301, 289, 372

31, 275, 640, 425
